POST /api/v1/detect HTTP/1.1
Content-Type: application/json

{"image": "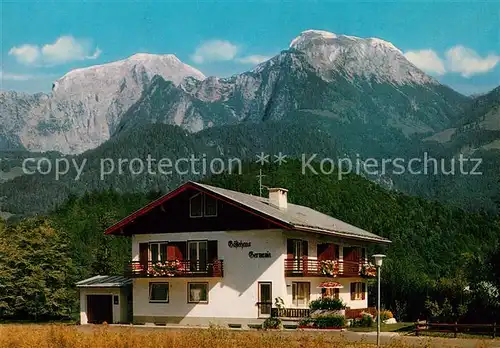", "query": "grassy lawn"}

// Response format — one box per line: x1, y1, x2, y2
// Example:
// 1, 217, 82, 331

348, 322, 415, 333
1, 324, 499, 348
